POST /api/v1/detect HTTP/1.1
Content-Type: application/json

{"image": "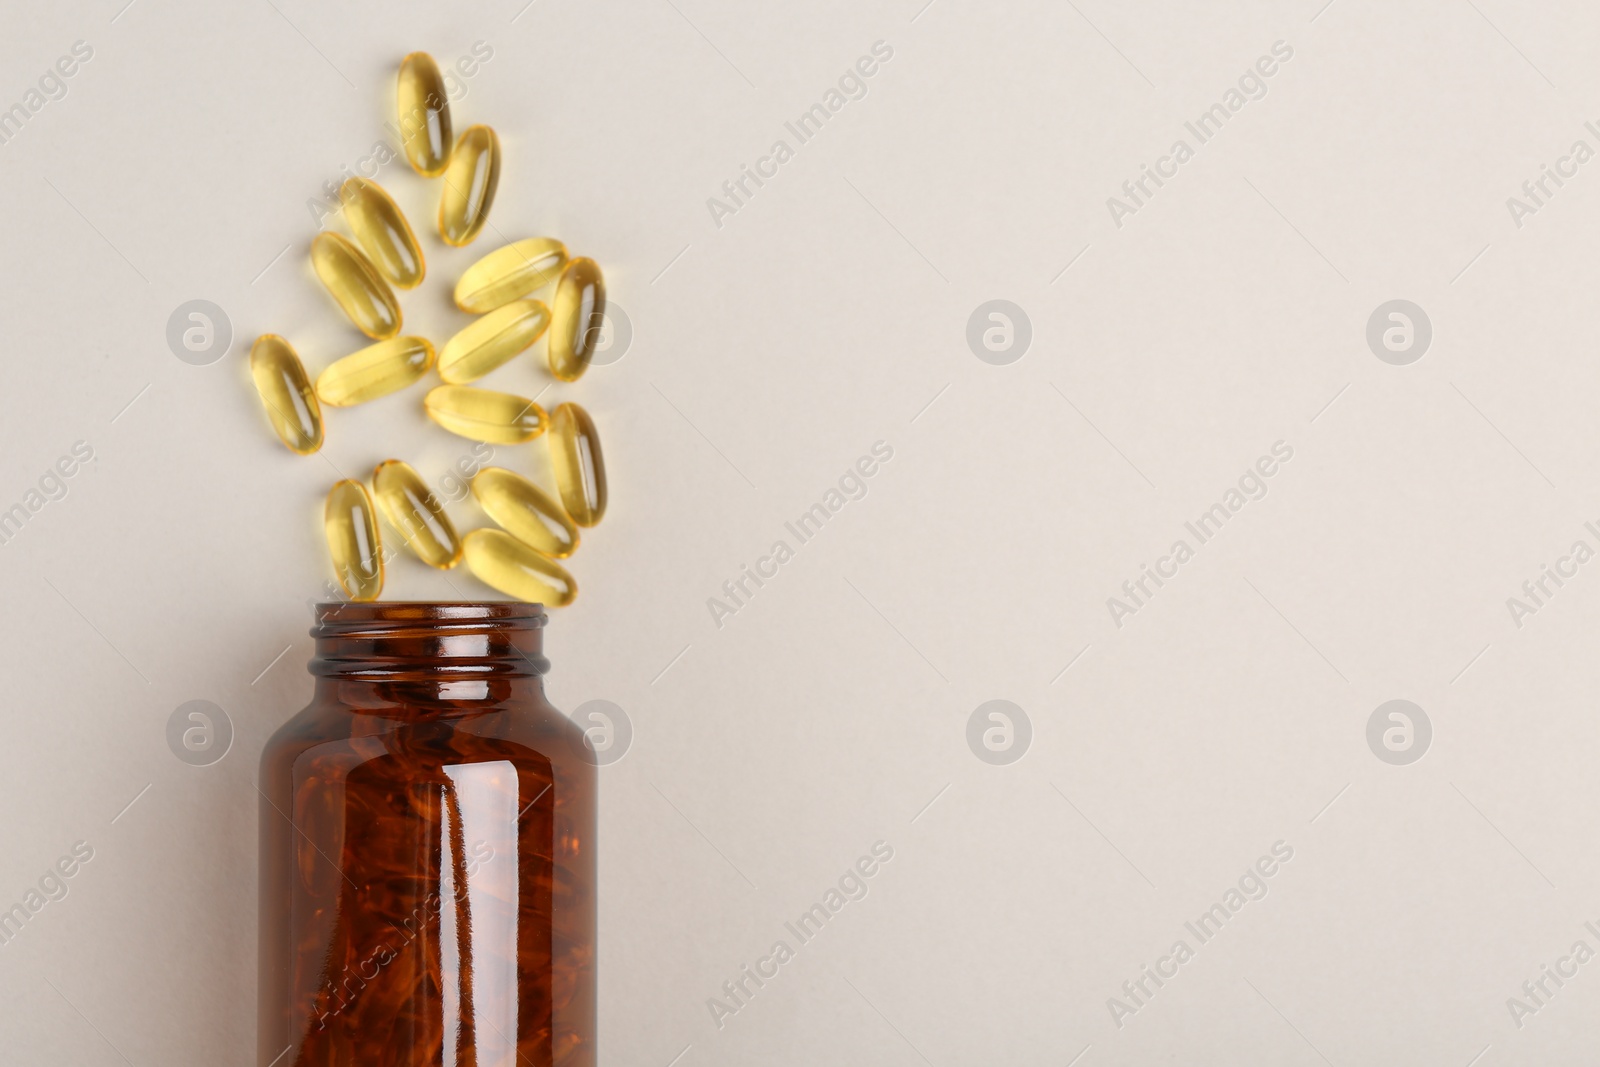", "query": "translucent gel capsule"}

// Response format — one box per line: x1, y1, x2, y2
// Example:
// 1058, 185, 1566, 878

325, 480, 383, 601
249, 334, 322, 454
548, 402, 607, 527
437, 300, 551, 384
424, 385, 546, 444
397, 52, 452, 177
372, 459, 462, 569
548, 258, 607, 383
316, 337, 436, 407
454, 238, 569, 314
340, 178, 425, 289
471, 466, 579, 559
463, 528, 577, 607
311, 233, 401, 340
438, 125, 500, 247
